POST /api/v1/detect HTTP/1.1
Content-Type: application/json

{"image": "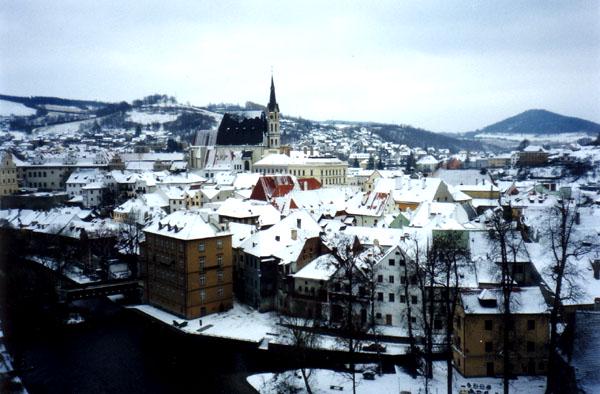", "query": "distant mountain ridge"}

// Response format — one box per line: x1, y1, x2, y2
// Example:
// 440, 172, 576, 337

473, 109, 600, 135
